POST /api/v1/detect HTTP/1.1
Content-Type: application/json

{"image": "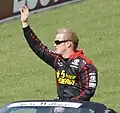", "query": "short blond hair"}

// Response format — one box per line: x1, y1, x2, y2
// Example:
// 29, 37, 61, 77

56, 28, 79, 50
